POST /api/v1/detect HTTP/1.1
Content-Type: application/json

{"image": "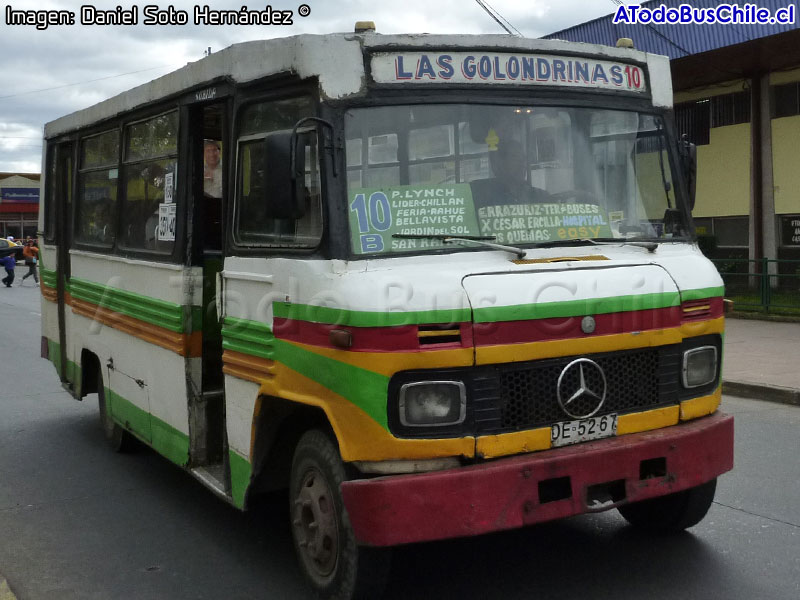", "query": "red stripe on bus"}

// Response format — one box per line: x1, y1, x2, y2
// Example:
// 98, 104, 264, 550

272, 319, 473, 352
273, 298, 721, 352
